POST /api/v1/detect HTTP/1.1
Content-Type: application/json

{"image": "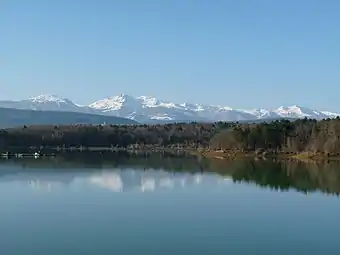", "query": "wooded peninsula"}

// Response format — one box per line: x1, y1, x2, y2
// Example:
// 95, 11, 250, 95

1, 118, 340, 158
